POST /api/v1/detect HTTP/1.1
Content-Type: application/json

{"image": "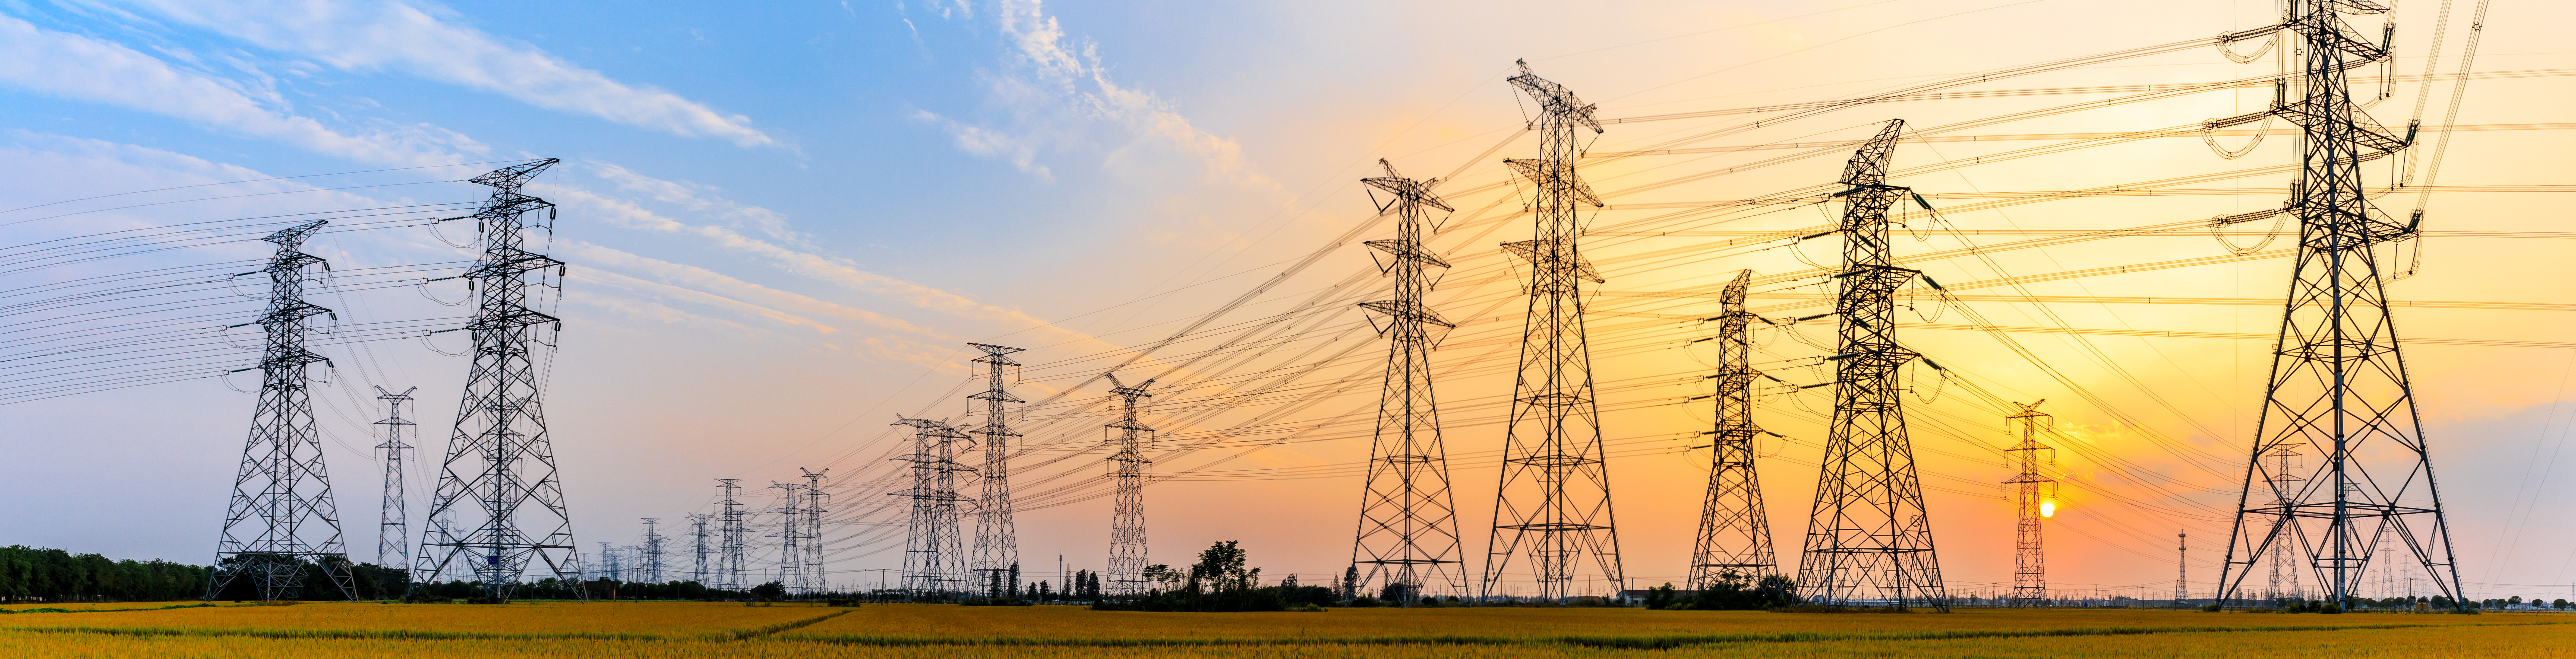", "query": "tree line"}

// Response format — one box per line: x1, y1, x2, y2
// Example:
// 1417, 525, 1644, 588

1, 545, 212, 602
